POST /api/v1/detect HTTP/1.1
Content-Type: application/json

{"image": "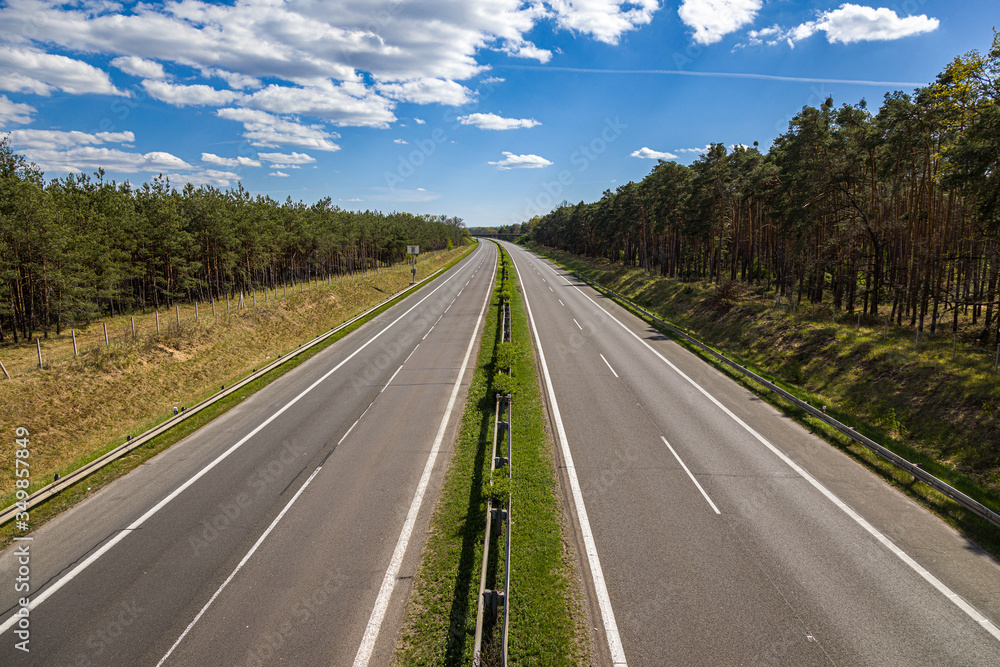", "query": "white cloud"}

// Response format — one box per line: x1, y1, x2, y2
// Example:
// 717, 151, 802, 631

802, 4, 938, 45
501, 40, 553, 63
0, 0, 558, 112
112, 56, 166, 80
488, 151, 553, 170
480, 76, 506, 85
746, 4, 939, 48
376, 78, 473, 106
551, 0, 659, 45
217, 108, 341, 151
340, 197, 363, 202
0, 45, 123, 96
142, 80, 243, 106
202, 68, 261, 90
458, 113, 540, 130
0, 95, 36, 125
394, 138, 408, 144
20, 145, 190, 175
270, 170, 290, 177
413, 118, 426, 124
743, 25, 788, 47
201, 152, 261, 168
243, 81, 396, 127
677, 145, 713, 154
161, 169, 241, 188
256, 151, 316, 165
0, 0, 671, 142
8, 129, 134, 150
678, 0, 762, 45
7, 127, 243, 185
631, 146, 678, 160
